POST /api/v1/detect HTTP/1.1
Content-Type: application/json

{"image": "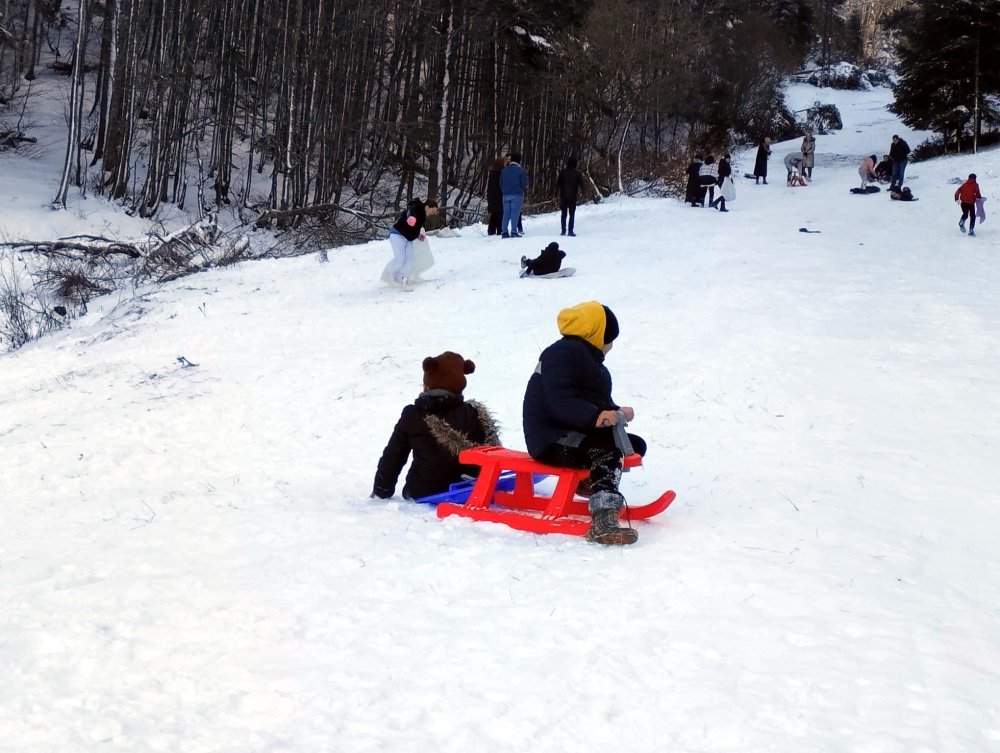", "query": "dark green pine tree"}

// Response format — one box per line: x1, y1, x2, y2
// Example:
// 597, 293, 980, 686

890, 0, 1000, 151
